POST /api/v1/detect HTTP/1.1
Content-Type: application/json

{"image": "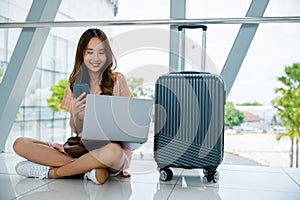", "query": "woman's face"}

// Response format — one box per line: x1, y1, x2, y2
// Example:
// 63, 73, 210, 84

83, 37, 107, 74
